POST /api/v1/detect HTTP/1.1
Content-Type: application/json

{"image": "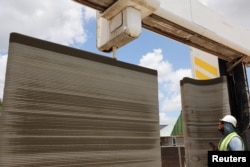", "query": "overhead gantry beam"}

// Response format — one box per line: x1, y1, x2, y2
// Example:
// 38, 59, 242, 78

73, 0, 250, 65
